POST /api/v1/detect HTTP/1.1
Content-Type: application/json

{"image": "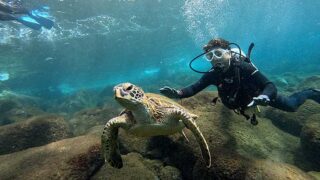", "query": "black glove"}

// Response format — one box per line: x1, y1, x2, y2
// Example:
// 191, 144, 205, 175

159, 86, 182, 99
